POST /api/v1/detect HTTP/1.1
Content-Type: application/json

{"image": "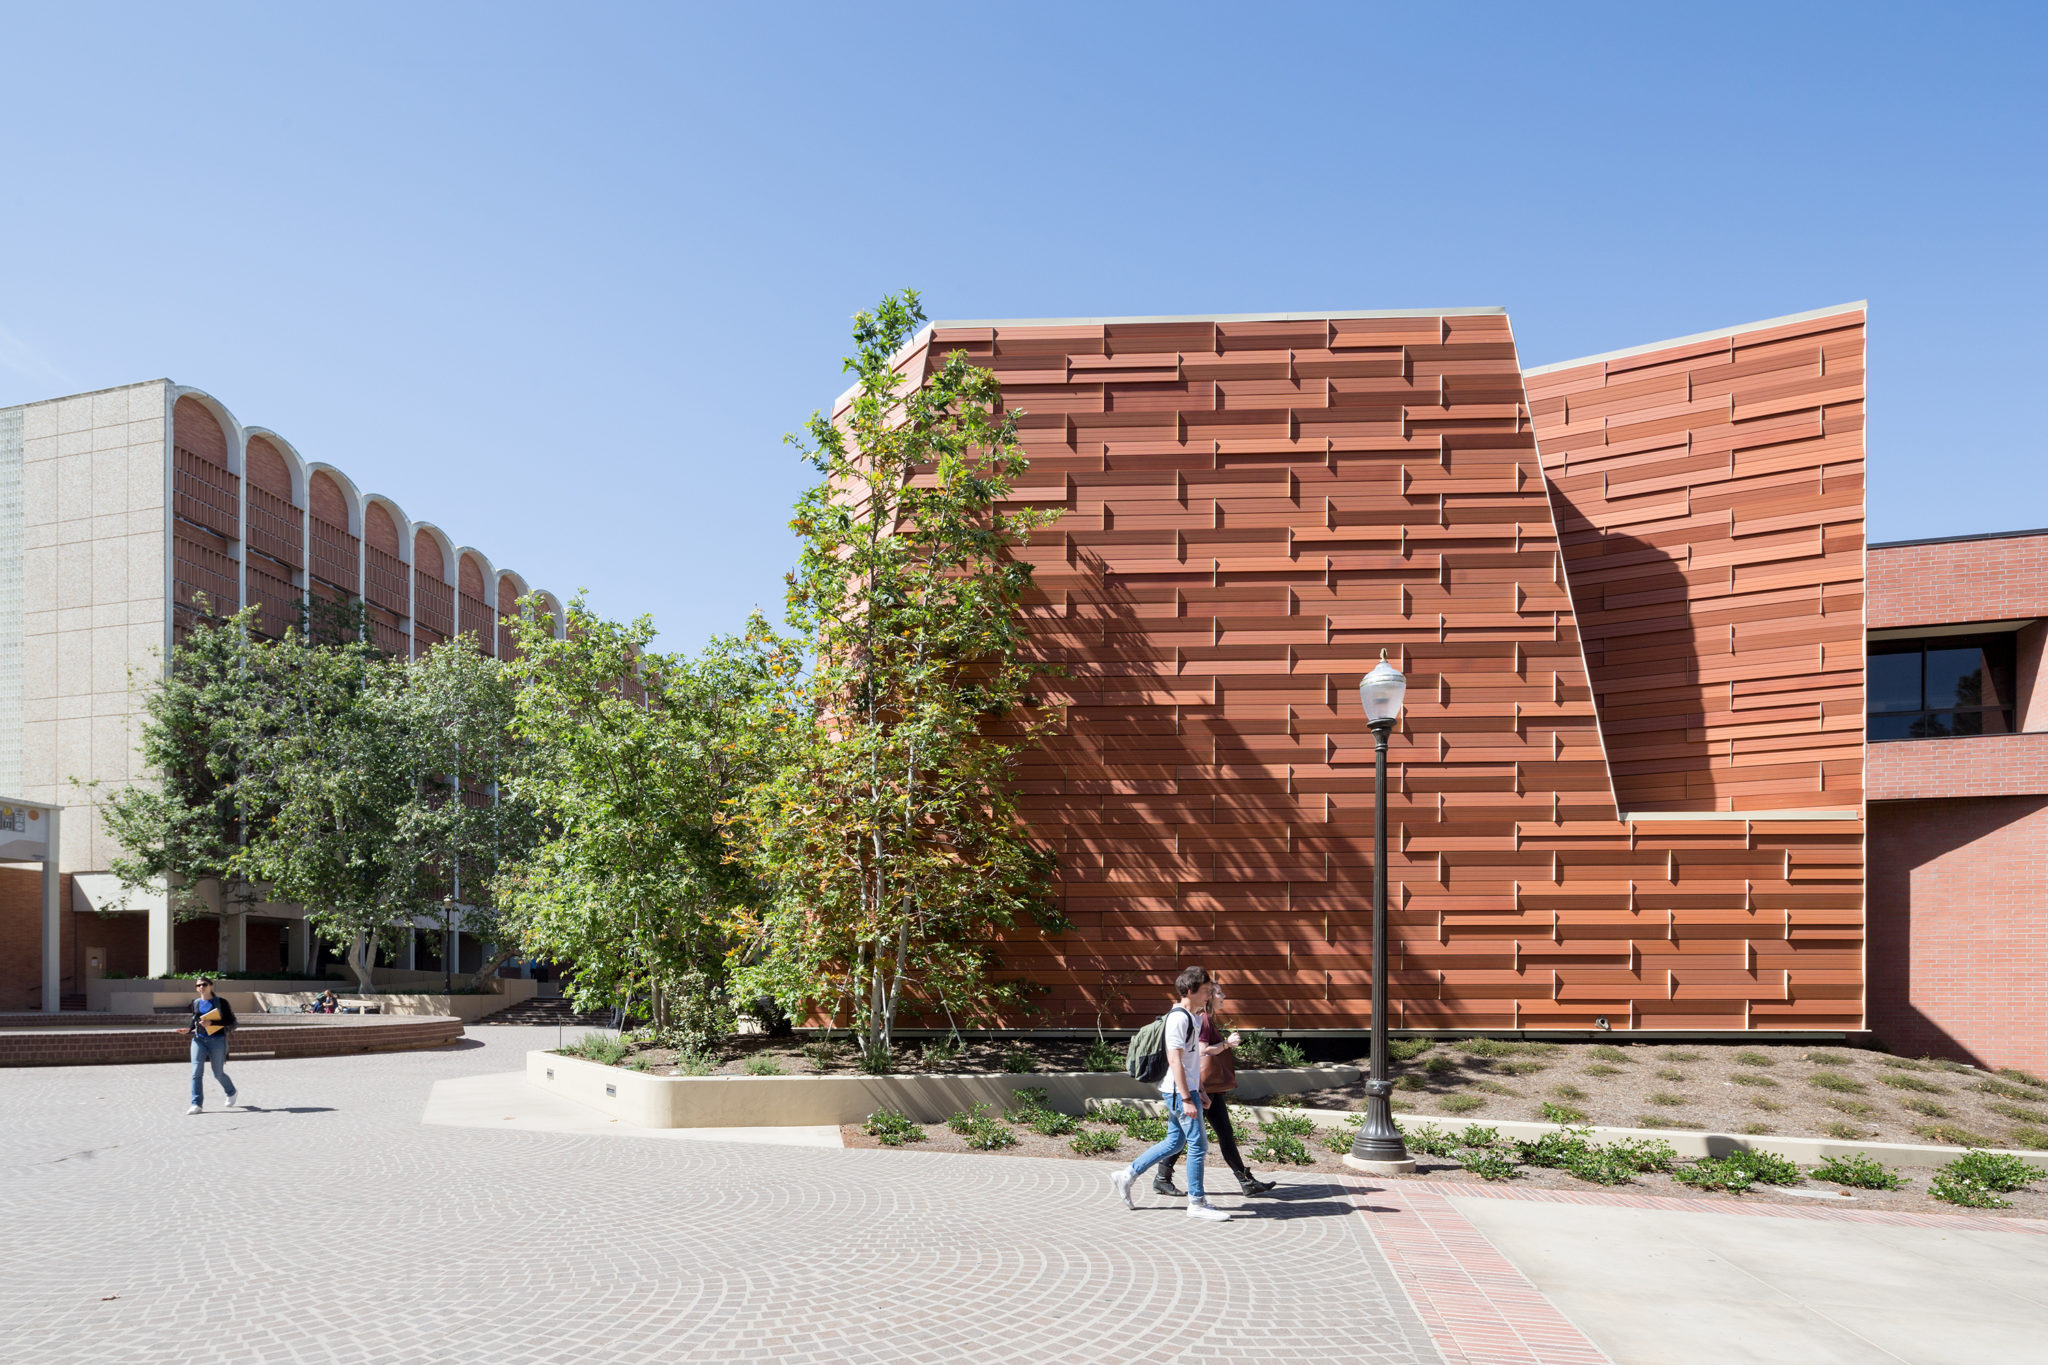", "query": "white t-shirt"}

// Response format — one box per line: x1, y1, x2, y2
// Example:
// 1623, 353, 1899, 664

1159, 1006, 1201, 1096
